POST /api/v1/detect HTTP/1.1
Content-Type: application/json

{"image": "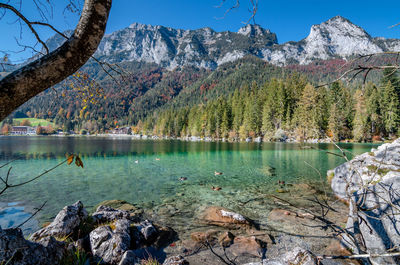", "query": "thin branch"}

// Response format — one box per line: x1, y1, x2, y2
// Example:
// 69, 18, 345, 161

0, 3, 49, 54
16, 201, 47, 228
